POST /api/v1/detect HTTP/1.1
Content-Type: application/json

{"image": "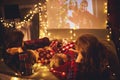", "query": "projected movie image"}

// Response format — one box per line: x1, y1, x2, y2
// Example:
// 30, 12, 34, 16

47, 0, 106, 29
